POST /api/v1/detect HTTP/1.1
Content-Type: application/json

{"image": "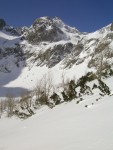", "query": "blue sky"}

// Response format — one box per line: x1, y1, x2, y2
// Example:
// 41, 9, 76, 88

0, 0, 113, 32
